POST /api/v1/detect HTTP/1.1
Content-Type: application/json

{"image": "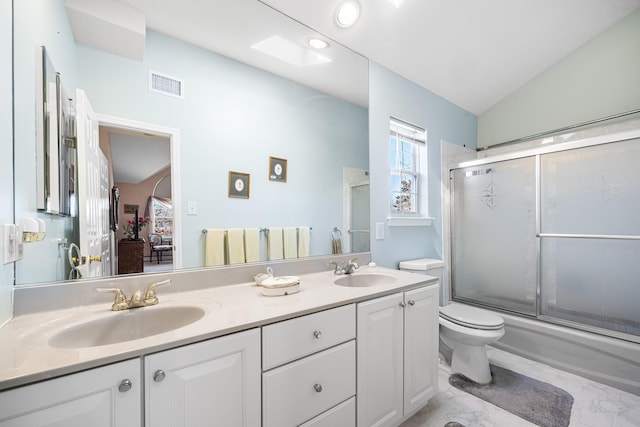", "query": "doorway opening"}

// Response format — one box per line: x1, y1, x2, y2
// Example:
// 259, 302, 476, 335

97, 114, 181, 275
